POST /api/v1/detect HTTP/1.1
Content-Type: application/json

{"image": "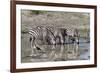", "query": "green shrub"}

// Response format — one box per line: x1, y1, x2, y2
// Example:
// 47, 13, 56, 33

31, 10, 47, 15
